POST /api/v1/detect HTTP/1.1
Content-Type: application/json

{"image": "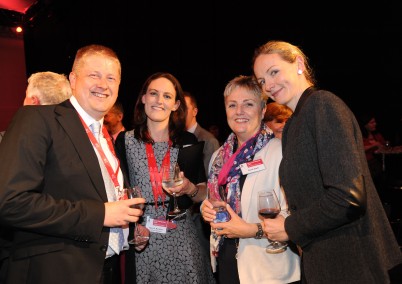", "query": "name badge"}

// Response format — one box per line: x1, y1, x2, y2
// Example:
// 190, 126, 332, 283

240, 159, 265, 175
145, 216, 177, 233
